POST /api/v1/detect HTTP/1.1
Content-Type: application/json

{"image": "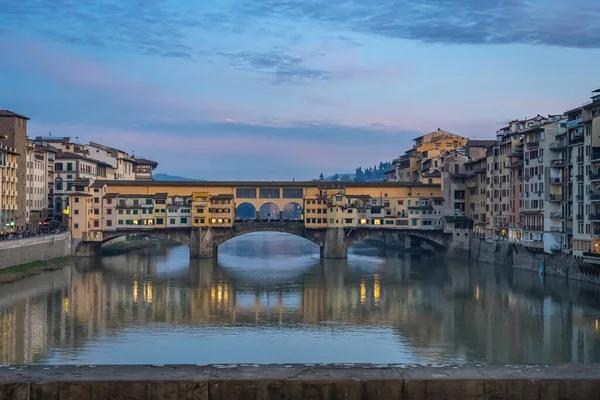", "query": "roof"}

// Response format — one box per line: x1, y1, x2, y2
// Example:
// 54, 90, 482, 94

212, 194, 235, 199
35, 136, 70, 143
69, 192, 92, 197
0, 144, 20, 155
100, 180, 443, 189
421, 172, 441, 178
104, 193, 120, 198
154, 193, 168, 199
0, 110, 29, 120
133, 157, 158, 166
466, 140, 496, 148
56, 151, 113, 168
90, 181, 106, 188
